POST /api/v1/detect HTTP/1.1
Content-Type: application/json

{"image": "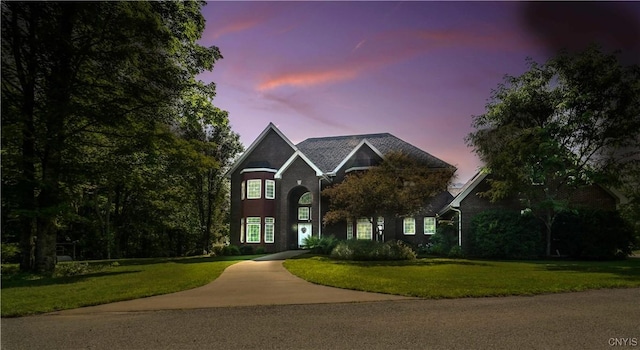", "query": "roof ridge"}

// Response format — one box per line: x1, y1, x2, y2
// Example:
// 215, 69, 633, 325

298, 132, 393, 144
